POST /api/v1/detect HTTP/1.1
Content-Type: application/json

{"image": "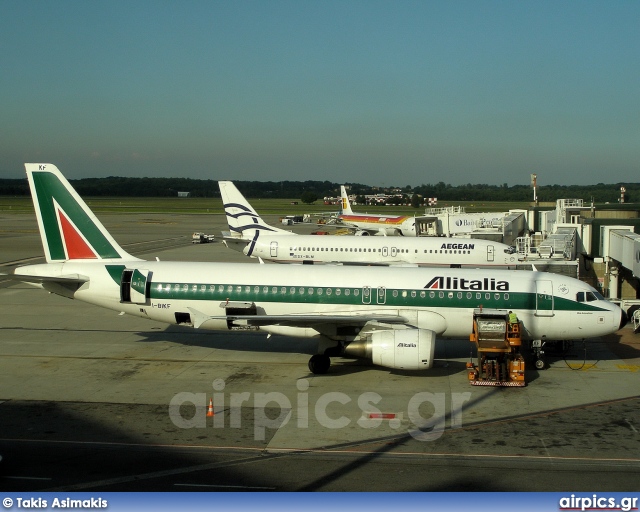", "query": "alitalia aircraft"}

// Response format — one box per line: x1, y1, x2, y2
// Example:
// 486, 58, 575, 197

8, 164, 626, 375
220, 181, 519, 268
338, 185, 431, 236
